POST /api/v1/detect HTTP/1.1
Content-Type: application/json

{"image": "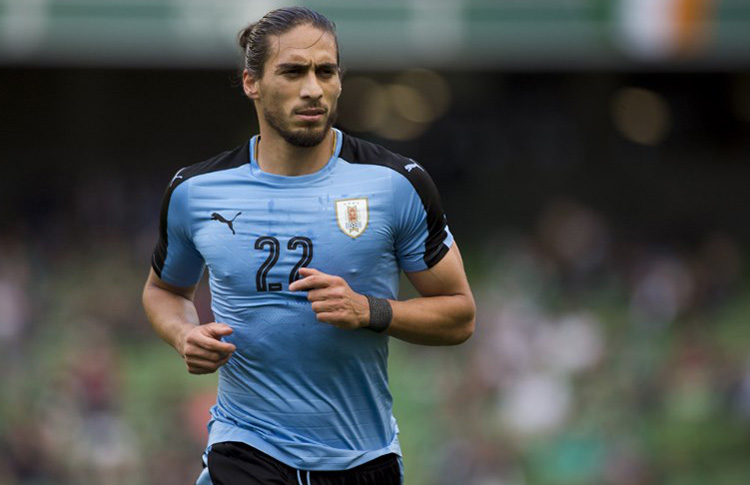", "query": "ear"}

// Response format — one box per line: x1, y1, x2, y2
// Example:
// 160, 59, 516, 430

242, 69, 260, 100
